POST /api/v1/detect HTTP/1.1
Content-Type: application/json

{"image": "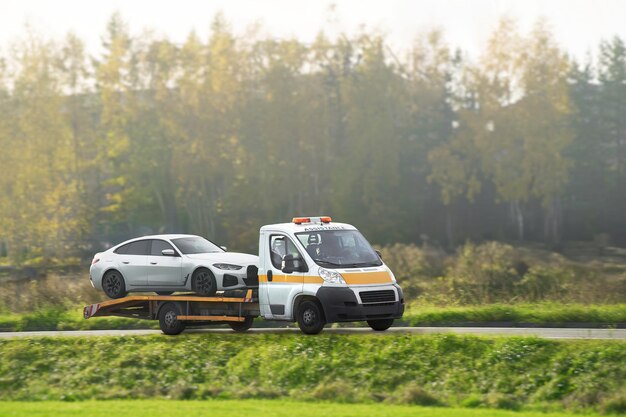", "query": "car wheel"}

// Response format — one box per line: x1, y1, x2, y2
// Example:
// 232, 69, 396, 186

102, 270, 127, 299
296, 300, 326, 335
158, 302, 186, 335
229, 316, 254, 332
191, 268, 217, 296
156, 291, 174, 296
367, 319, 394, 331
